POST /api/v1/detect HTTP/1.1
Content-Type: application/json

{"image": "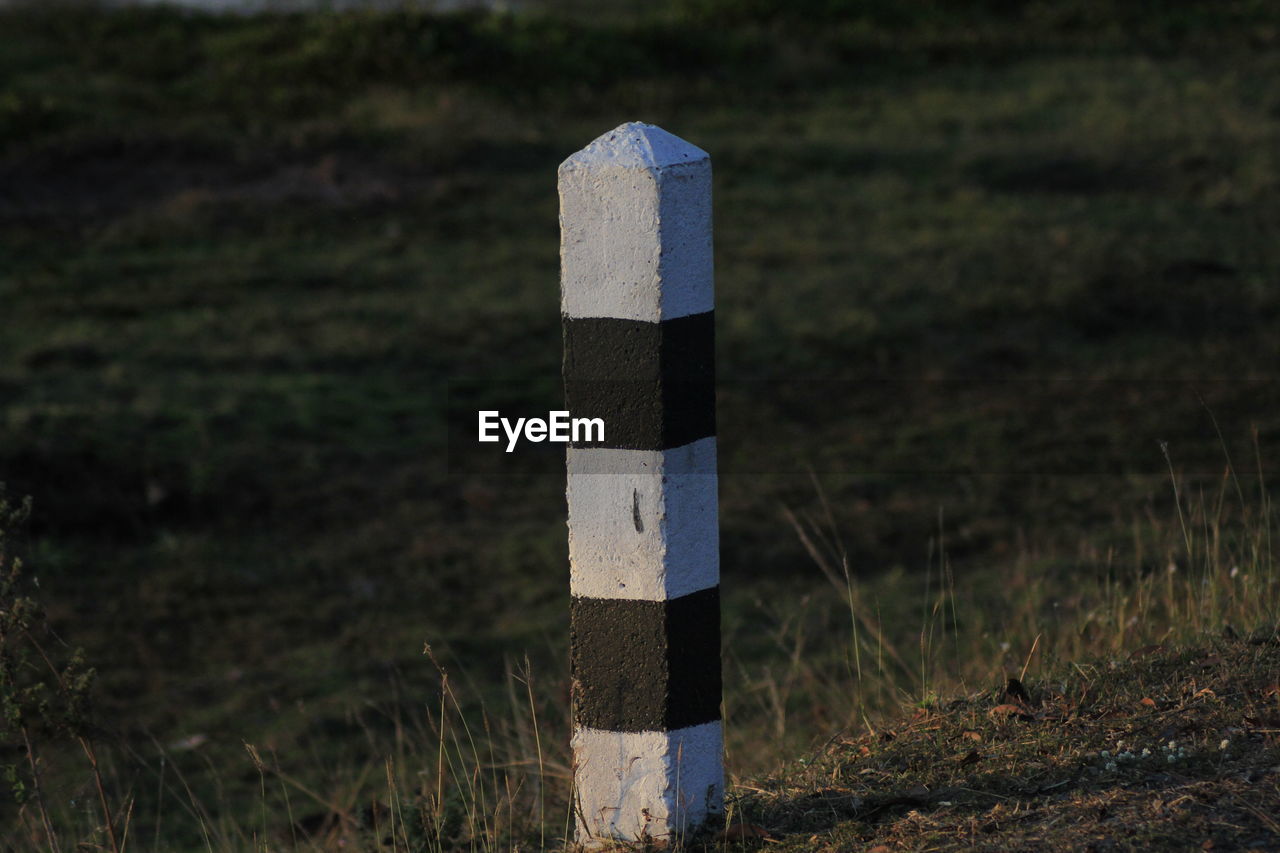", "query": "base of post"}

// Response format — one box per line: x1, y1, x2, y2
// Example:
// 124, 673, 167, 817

572, 720, 724, 846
